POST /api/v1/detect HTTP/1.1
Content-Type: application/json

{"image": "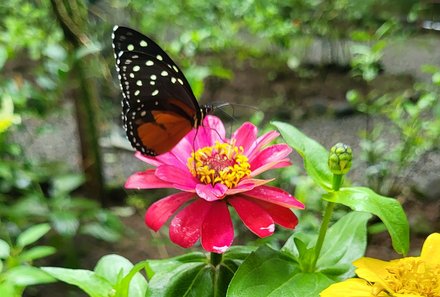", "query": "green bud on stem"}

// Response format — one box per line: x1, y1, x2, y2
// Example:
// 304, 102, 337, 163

328, 143, 352, 175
